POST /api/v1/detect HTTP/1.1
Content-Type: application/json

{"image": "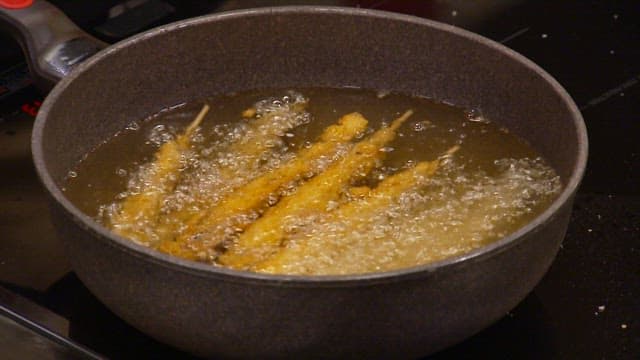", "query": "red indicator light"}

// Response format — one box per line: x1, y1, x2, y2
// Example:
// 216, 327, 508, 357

0, 0, 34, 9
21, 99, 41, 117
